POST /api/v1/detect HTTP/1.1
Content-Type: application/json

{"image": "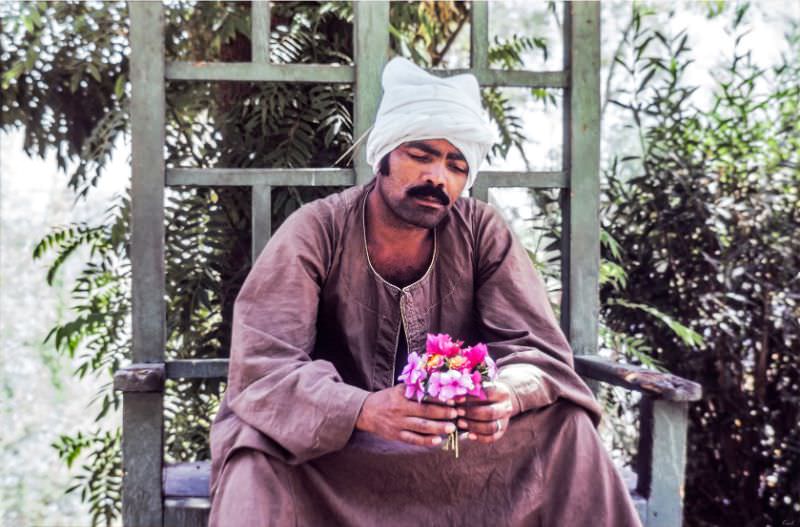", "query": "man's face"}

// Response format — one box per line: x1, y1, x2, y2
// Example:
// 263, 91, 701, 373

376, 139, 469, 229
